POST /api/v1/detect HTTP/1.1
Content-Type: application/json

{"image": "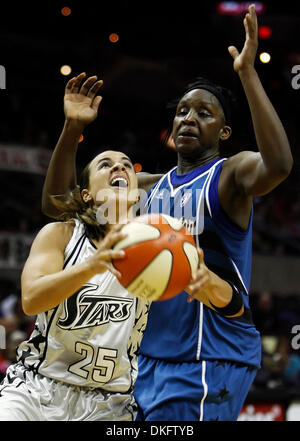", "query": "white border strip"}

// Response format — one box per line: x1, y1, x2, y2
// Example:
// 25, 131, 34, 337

205, 158, 226, 218
167, 168, 212, 197
230, 258, 249, 295
196, 302, 203, 360
200, 360, 208, 421
195, 172, 211, 246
